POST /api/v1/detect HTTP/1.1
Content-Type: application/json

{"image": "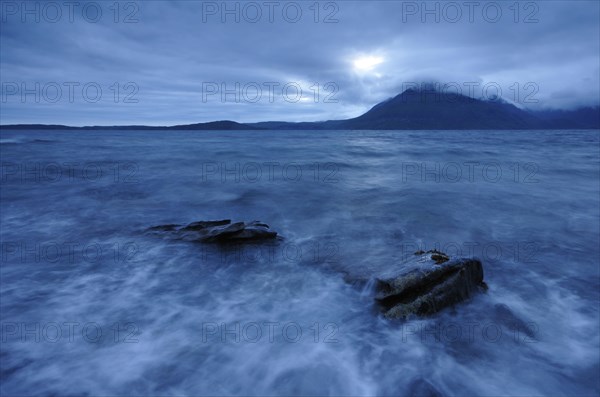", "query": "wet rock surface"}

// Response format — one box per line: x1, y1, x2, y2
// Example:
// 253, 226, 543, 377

374, 250, 487, 319
148, 219, 278, 243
